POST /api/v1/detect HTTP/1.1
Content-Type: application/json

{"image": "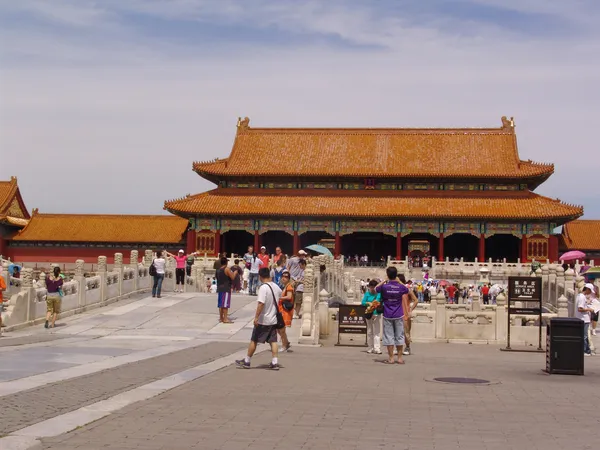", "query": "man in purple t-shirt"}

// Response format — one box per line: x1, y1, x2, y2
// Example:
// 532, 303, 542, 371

376, 266, 410, 364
